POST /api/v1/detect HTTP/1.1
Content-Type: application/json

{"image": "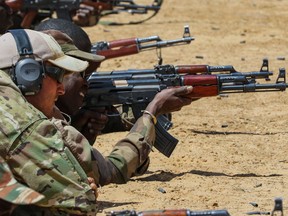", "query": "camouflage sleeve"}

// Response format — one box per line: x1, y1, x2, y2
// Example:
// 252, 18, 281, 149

0, 70, 97, 215
7, 119, 98, 216
94, 115, 155, 185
